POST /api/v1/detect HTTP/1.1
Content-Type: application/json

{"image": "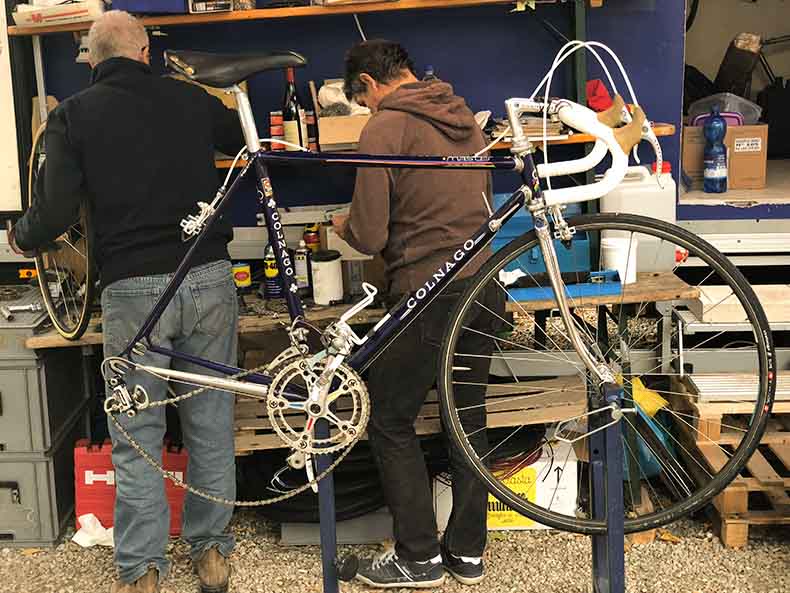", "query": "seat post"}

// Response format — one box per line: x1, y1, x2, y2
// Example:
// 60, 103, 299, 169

231, 85, 261, 153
